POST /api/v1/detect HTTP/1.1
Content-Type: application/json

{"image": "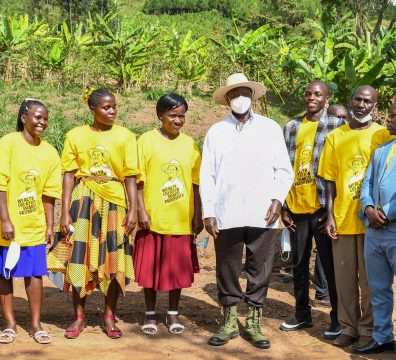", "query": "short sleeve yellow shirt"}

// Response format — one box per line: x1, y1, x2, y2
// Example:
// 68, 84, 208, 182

286, 117, 321, 214
318, 123, 391, 234
0, 132, 62, 247
137, 129, 201, 235
61, 125, 138, 208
